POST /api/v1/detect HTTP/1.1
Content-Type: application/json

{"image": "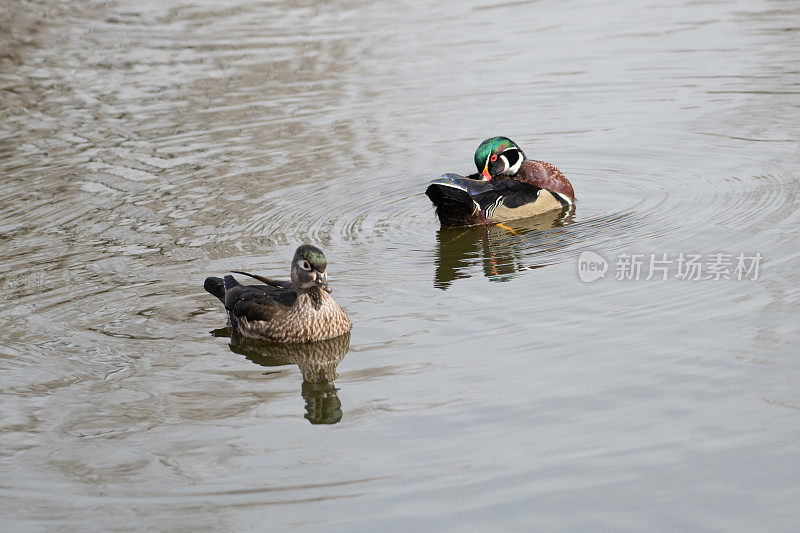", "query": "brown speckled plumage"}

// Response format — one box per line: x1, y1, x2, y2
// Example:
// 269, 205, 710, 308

232, 286, 351, 343
514, 160, 575, 203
